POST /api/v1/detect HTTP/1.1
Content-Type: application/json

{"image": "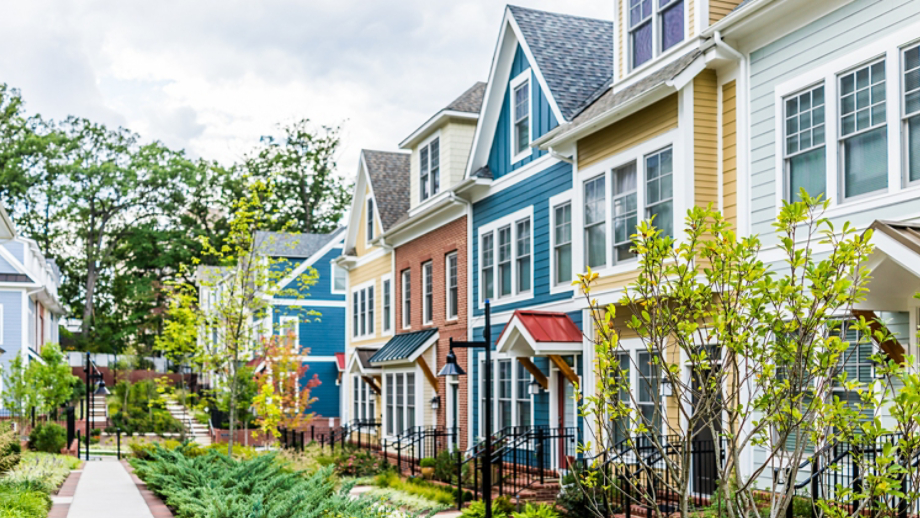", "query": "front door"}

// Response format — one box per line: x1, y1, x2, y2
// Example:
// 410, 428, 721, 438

556, 359, 577, 470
